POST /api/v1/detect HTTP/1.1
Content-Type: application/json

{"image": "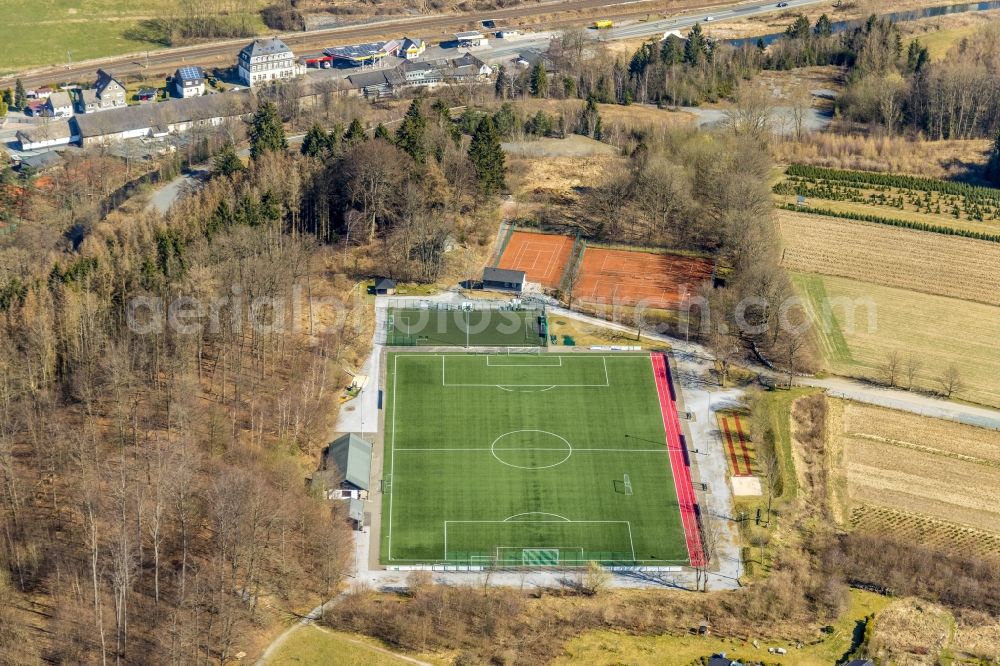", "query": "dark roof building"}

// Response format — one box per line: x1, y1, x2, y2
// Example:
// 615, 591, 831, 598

372, 277, 397, 294
482, 267, 525, 292
322, 433, 373, 492
17, 151, 64, 172
79, 70, 128, 114
174, 66, 206, 98
238, 37, 297, 87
